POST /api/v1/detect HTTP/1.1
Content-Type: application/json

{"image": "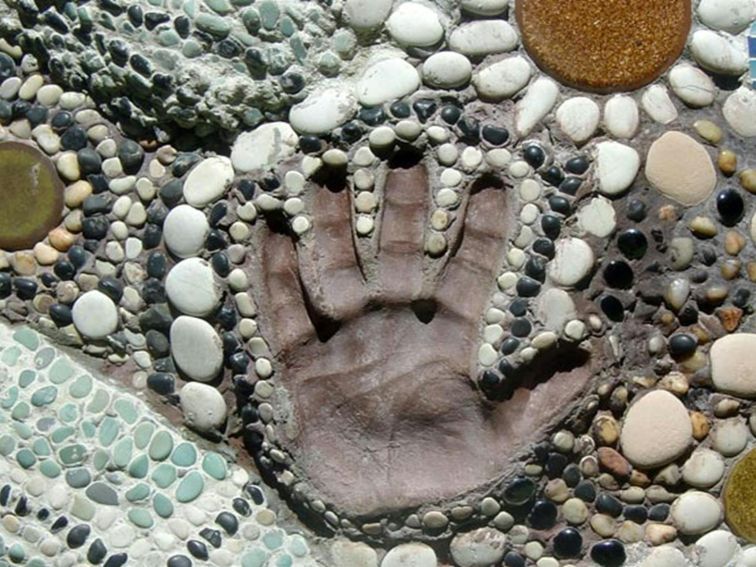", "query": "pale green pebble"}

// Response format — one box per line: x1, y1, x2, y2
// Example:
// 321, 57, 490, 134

57, 403, 78, 423
16, 448, 36, 469
158, 30, 181, 46
151, 463, 177, 488
80, 421, 96, 439
93, 449, 109, 471
12, 400, 30, 420
153, 493, 174, 518
98, 417, 120, 447
0, 435, 15, 456
133, 422, 155, 449
149, 431, 173, 461
263, 530, 283, 550
18, 369, 36, 388
205, 0, 233, 14
34, 347, 55, 368
114, 399, 138, 424
86, 482, 119, 506
242, 549, 268, 567
50, 426, 75, 444
66, 468, 91, 488
195, 13, 231, 38
126, 483, 151, 502
69, 375, 93, 398
31, 438, 51, 457
13, 422, 32, 440
241, 8, 260, 33
258, 0, 279, 29
233, 31, 256, 46
13, 327, 39, 351
231, 0, 253, 5
58, 443, 87, 465
171, 443, 197, 467
1, 386, 18, 409
40, 460, 61, 478
182, 40, 204, 58
87, 389, 109, 413
289, 35, 306, 63
279, 16, 295, 37
288, 535, 308, 557
112, 437, 133, 468
27, 559, 46, 567
0, 346, 21, 365
7, 543, 25, 563
183, 0, 198, 17
242, 108, 264, 128
71, 494, 95, 520
202, 452, 227, 480
128, 508, 154, 528
175, 470, 204, 503
48, 359, 74, 384
31, 385, 58, 407
128, 454, 149, 479
275, 554, 293, 567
